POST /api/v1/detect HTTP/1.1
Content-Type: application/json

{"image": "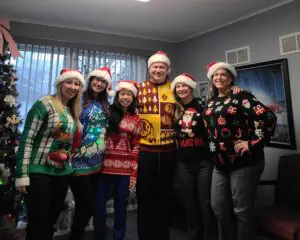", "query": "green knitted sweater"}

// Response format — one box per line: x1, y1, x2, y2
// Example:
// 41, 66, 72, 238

15, 96, 77, 187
